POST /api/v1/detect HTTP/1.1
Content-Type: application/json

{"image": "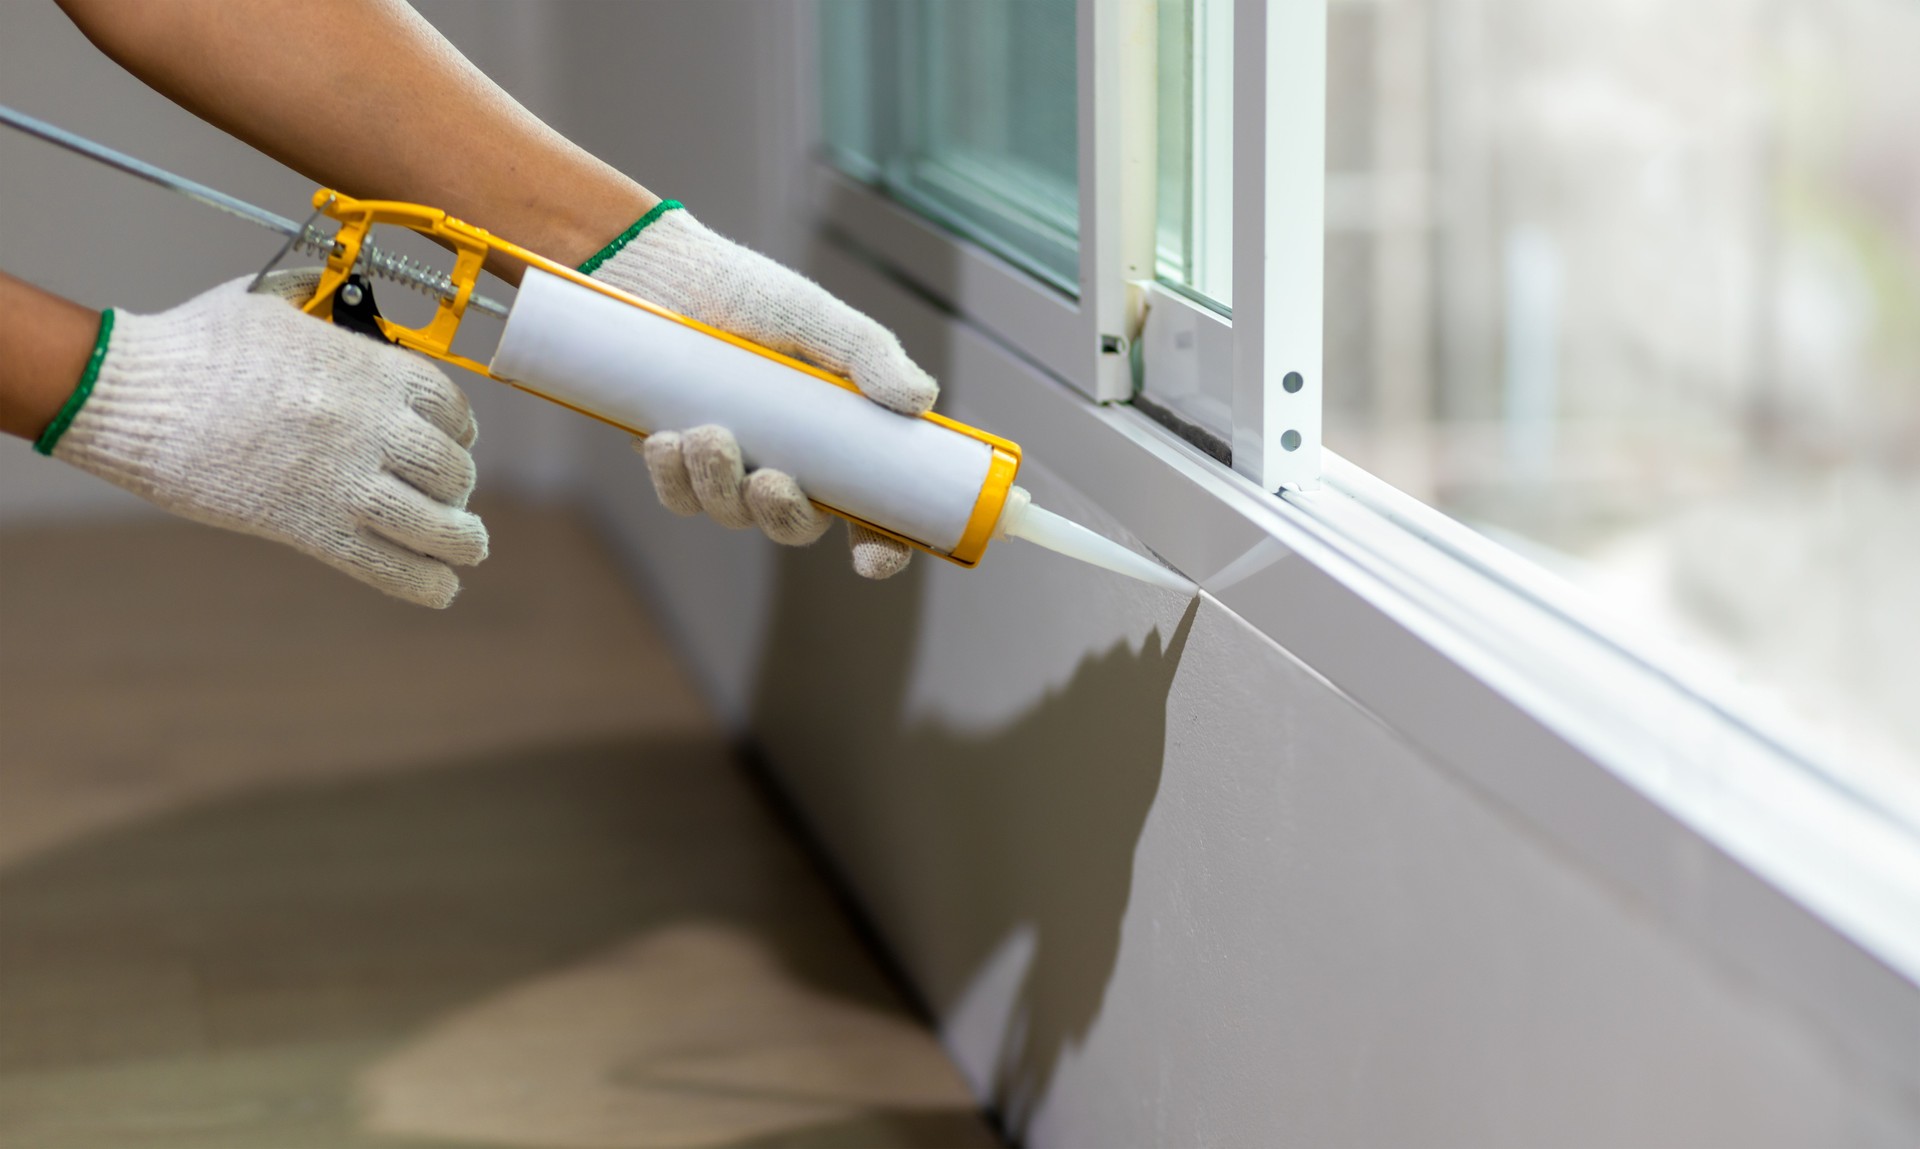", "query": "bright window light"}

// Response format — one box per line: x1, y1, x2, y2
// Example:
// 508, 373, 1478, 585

1322, 0, 1920, 785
